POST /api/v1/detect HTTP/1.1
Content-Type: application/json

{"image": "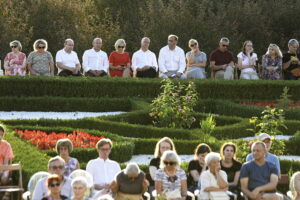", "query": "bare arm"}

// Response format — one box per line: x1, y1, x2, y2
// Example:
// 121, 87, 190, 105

56, 62, 74, 71
110, 180, 118, 193
237, 58, 253, 70
155, 180, 163, 195
190, 170, 200, 182
216, 171, 228, 189
240, 177, 256, 199
22, 57, 27, 69
180, 180, 188, 200
4, 60, 10, 69
228, 171, 240, 187
210, 61, 225, 71
149, 166, 157, 181
50, 62, 54, 76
